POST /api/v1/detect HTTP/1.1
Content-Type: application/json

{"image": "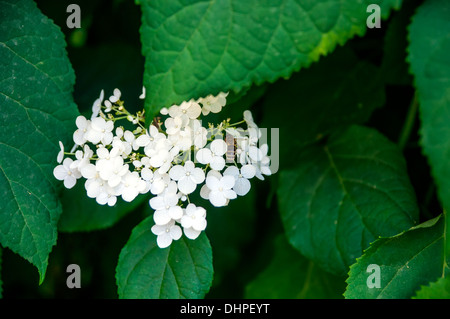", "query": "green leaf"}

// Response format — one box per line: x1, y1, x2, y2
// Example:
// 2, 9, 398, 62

414, 276, 450, 299
116, 216, 213, 299
58, 182, 148, 232
245, 235, 345, 299
0, 246, 2, 298
345, 216, 445, 299
138, 0, 402, 118
408, 0, 450, 255
261, 47, 385, 166
0, 0, 78, 282
278, 125, 419, 276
